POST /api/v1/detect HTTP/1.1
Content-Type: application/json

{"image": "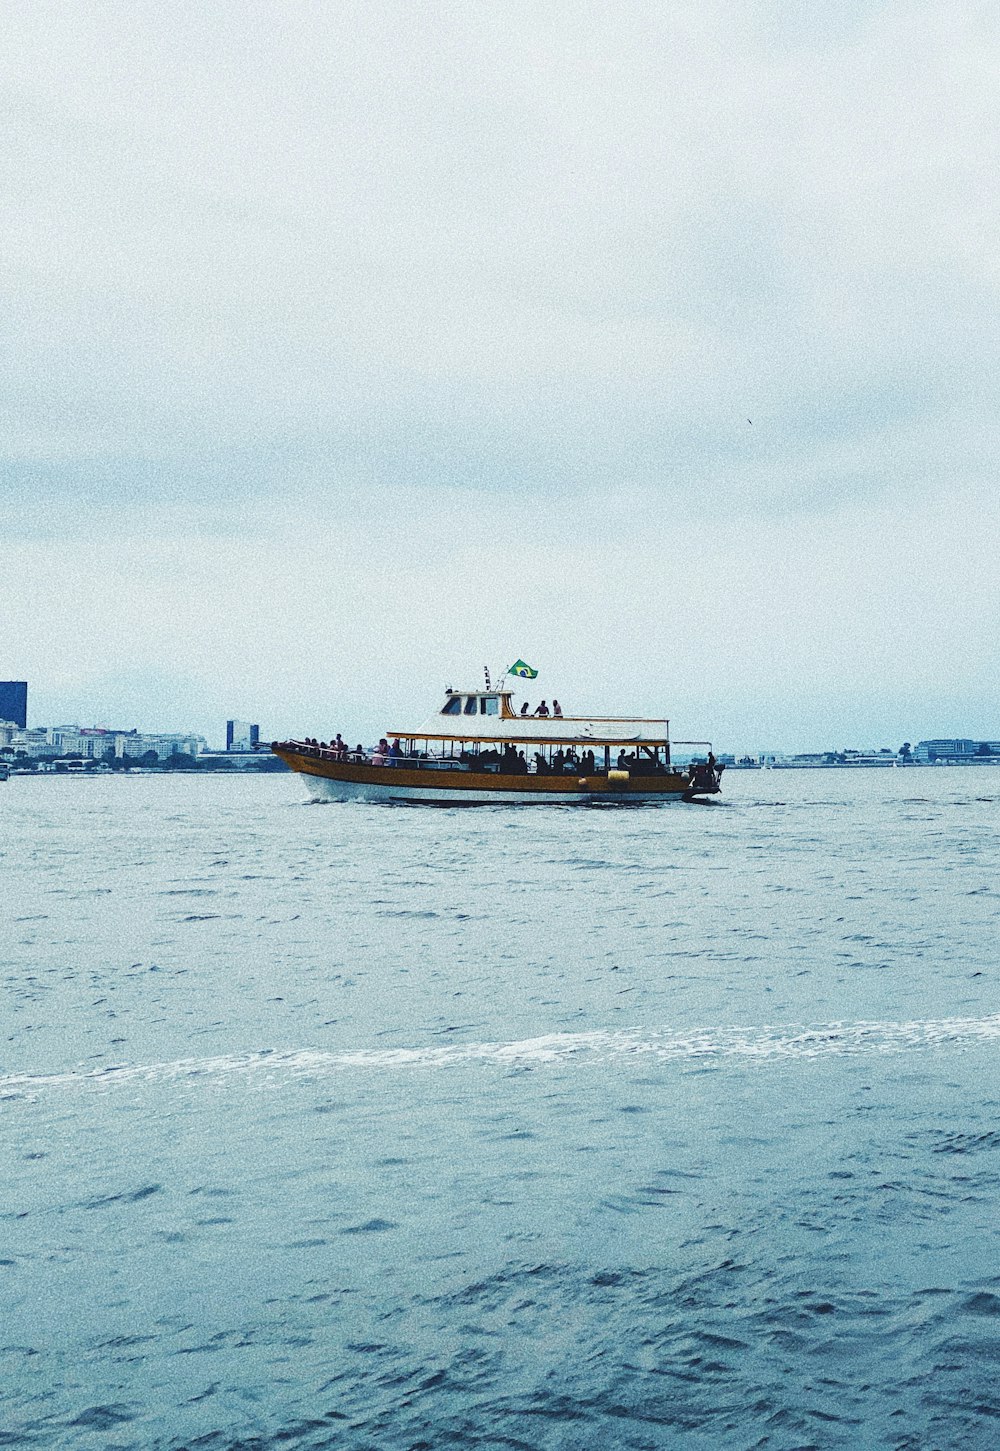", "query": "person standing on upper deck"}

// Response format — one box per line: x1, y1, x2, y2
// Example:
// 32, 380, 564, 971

535, 701, 550, 716
552, 700, 563, 717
